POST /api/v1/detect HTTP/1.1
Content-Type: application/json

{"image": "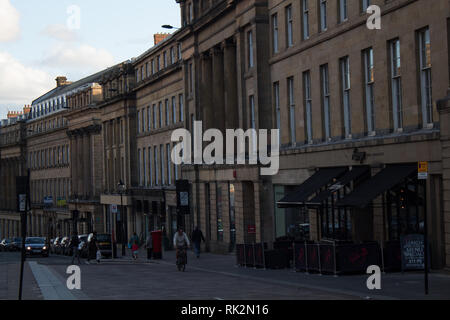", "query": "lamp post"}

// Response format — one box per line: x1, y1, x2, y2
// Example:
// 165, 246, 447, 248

118, 180, 126, 256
